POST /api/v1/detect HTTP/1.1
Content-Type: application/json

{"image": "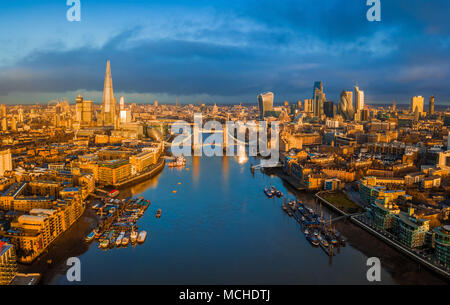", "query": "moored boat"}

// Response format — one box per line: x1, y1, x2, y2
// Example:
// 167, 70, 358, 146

137, 230, 147, 243
122, 236, 129, 246
85, 231, 96, 243
100, 239, 109, 248
130, 231, 138, 243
